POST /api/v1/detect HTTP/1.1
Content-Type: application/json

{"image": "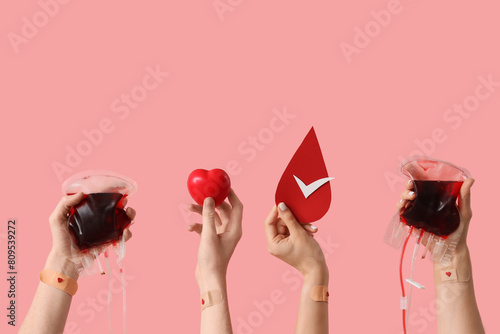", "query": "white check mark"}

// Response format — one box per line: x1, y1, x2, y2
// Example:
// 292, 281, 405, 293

293, 175, 334, 199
